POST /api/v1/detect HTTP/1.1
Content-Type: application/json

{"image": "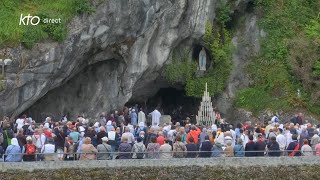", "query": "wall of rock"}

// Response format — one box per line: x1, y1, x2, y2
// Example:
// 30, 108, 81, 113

0, 0, 214, 120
